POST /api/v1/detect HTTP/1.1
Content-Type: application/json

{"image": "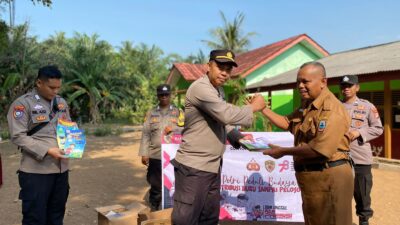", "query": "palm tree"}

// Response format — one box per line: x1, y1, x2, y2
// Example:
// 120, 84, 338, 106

202, 11, 256, 53
185, 49, 207, 64
64, 33, 116, 124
